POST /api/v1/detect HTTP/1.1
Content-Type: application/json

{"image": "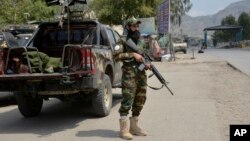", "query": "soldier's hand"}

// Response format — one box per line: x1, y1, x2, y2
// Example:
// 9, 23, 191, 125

145, 63, 152, 70
133, 53, 143, 62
